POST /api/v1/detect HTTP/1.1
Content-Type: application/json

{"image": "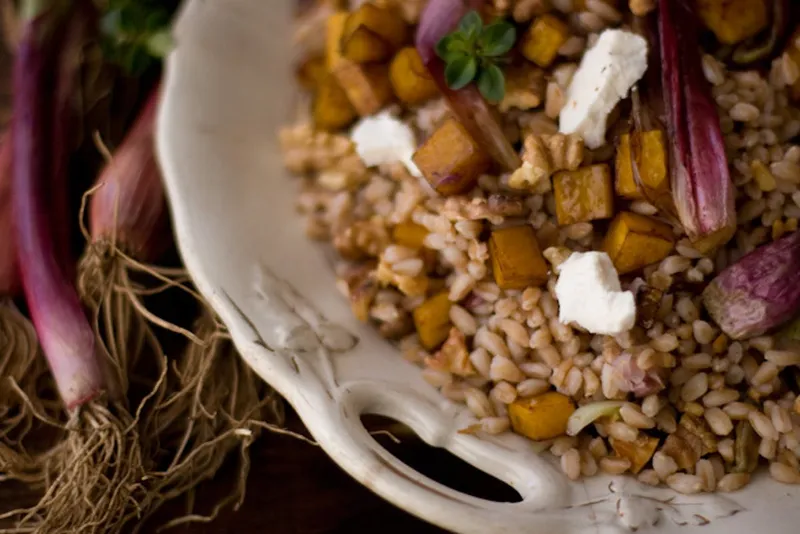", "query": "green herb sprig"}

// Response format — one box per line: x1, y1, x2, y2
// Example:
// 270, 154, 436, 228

100, 0, 178, 75
435, 10, 516, 103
